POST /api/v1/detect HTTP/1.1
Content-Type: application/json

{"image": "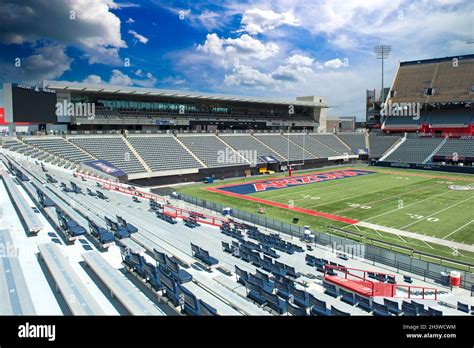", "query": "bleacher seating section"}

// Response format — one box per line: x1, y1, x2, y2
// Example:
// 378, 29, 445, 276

177, 134, 243, 167
369, 134, 401, 158
24, 137, 94, 163
384, 137, 444, 163
435, 138, 474, 157
337, 133, 366, 152
69, 136, 146, 174
254, 134, 316, 161
127, 135, 203, 172
309, 133, 349, 154
219, 134, 285, 162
